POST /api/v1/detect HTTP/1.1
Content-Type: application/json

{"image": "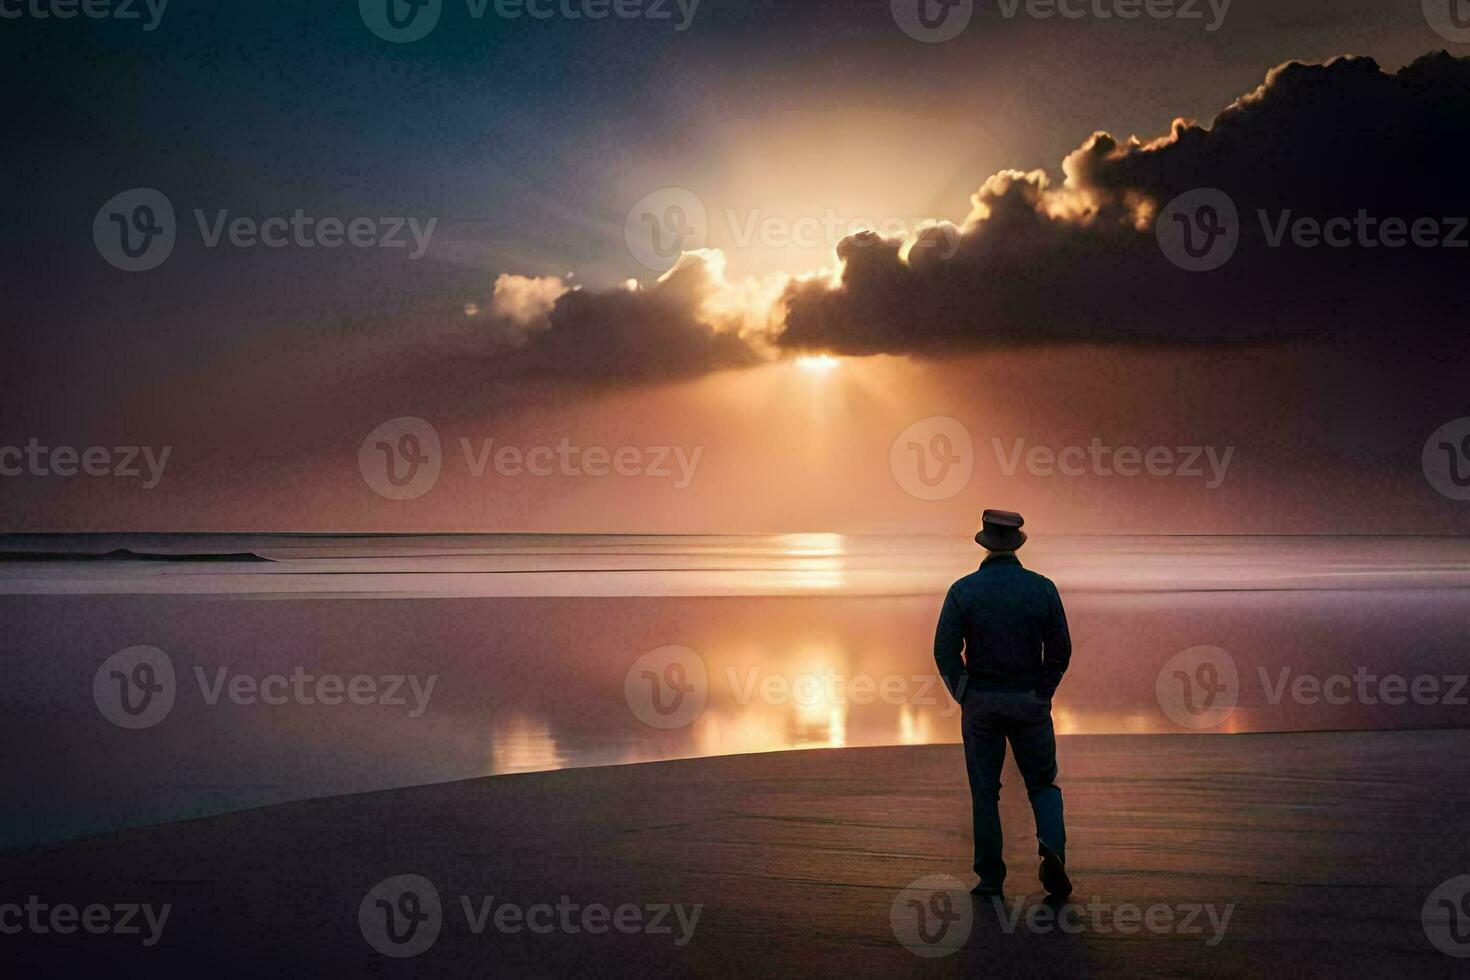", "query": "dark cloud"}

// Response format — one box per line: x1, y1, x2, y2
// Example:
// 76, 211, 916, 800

777, 51, 1470, 356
